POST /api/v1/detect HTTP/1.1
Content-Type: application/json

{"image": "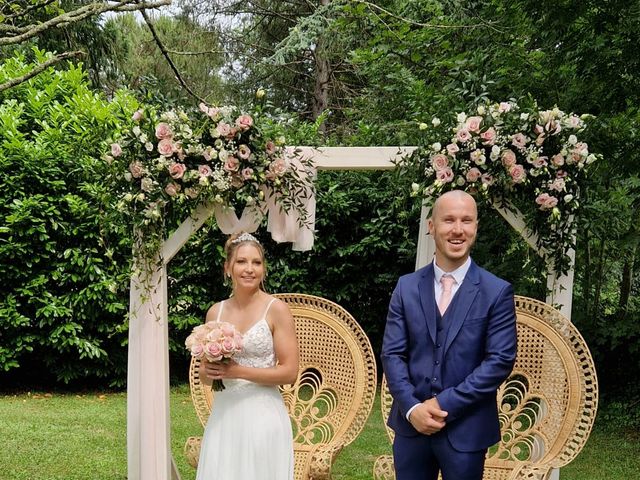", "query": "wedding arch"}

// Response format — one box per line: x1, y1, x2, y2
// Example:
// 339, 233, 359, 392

118, 102, 596, 480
